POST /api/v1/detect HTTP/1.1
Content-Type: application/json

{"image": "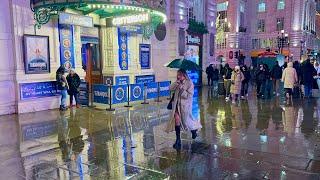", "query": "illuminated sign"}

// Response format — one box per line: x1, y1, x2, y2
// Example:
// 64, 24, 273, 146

112, 13, 150, 26
186, 35, 201, 45
59, 13, 93, 27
